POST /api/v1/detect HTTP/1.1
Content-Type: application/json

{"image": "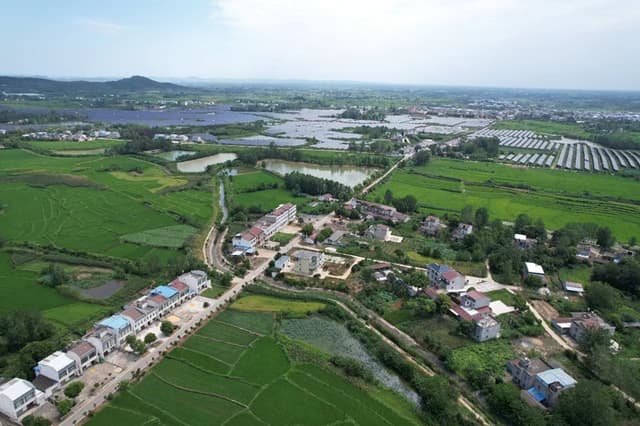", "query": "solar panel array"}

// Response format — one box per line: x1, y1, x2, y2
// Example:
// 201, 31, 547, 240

470, 128, 640, 173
